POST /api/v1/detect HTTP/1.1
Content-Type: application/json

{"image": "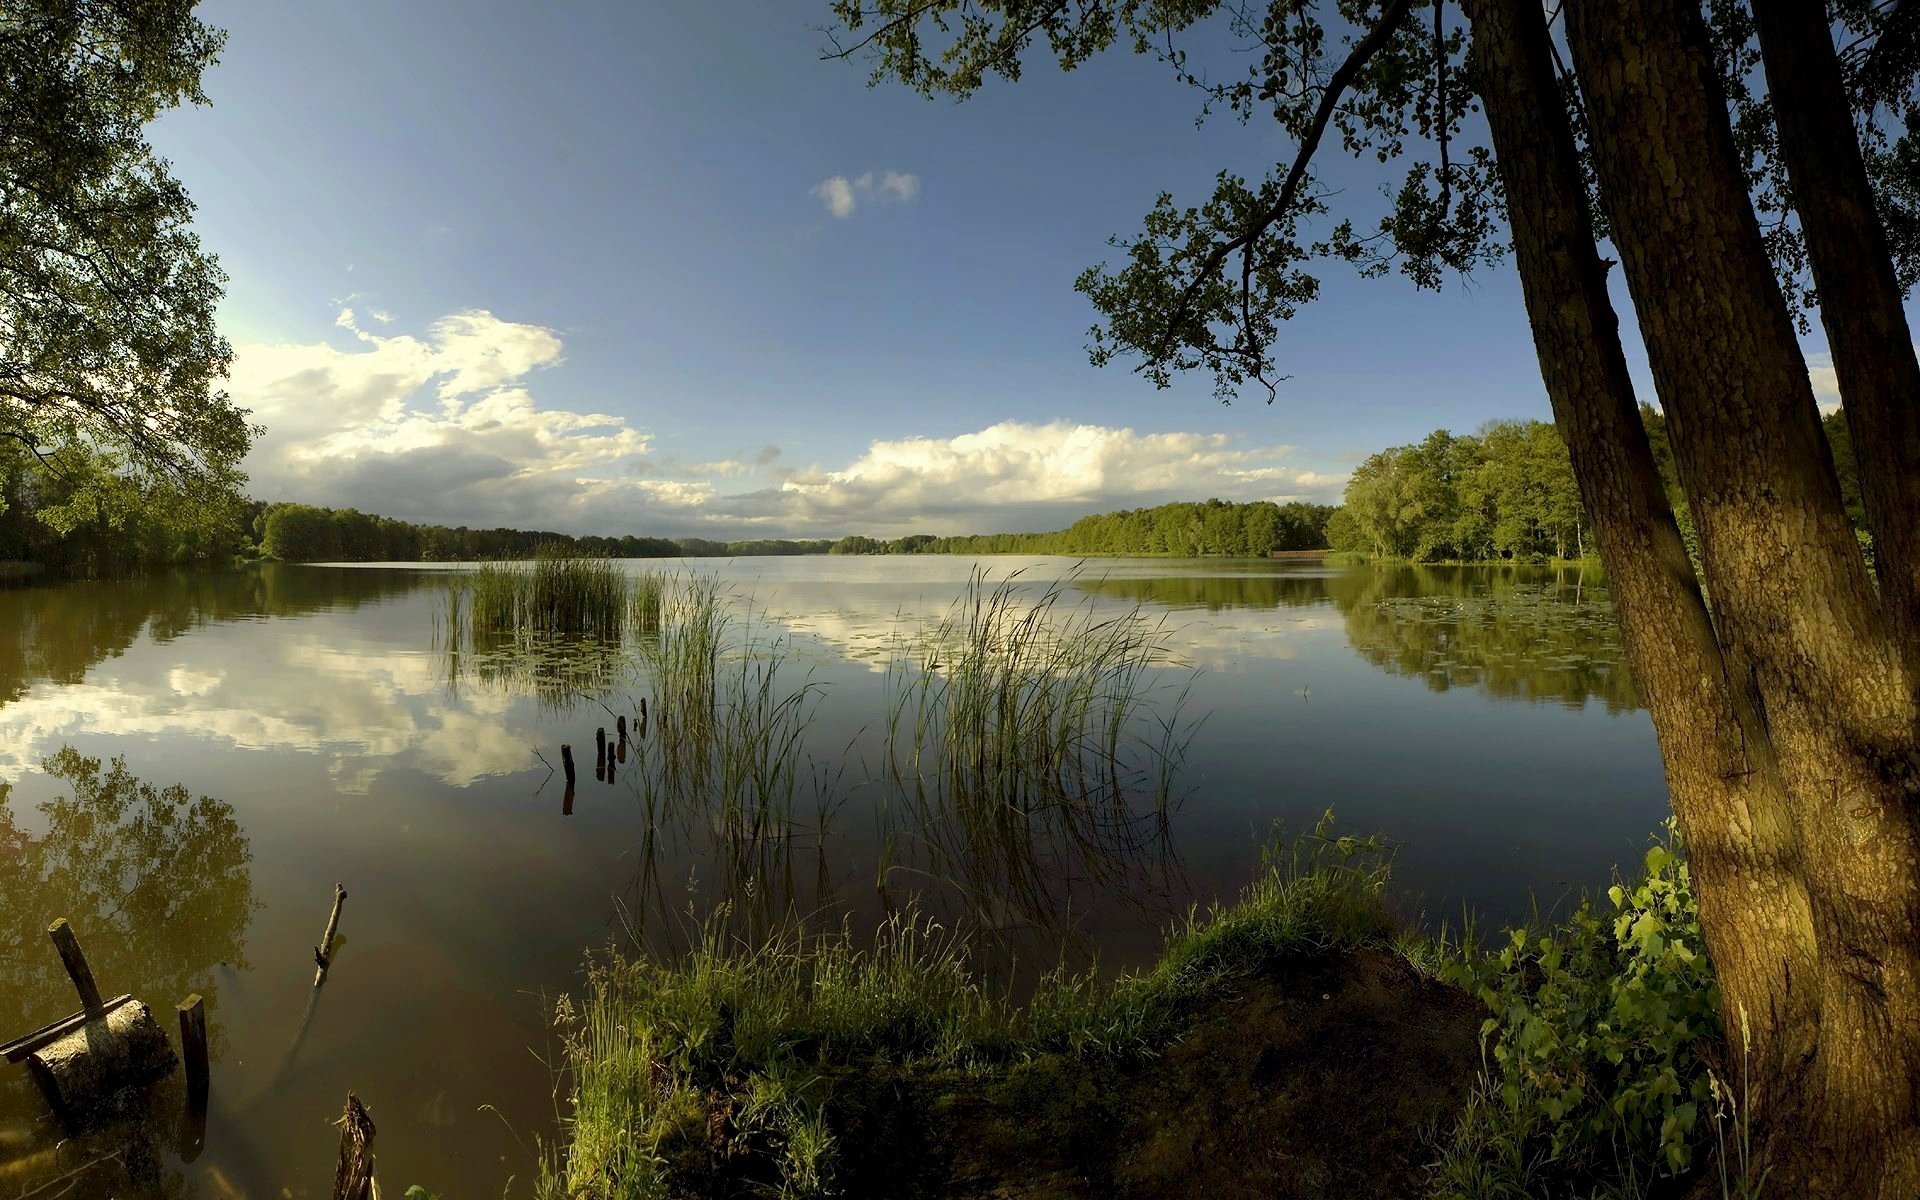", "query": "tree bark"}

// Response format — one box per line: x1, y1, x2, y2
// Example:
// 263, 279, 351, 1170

1462, 0, 1817, 1121
1566, 2, 1920, 1194
1750, 0, 1920, 687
